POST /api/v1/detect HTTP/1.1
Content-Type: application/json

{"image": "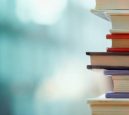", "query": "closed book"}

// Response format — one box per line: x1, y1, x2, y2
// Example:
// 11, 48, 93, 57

106, 34, 129, 39
110, 29, 129, 34
107, 48, 129, 52
110, 14, 129, 32
95, 0, 129, 10
106, 34, 129, 48
87, 65, 129, 70
107, 39, 129, 48
106, 92, 129, 98
104, 70, 129, 75
111, 75, 129, 92
91, 9, 129, 22
86, 52, 129, 68
88, 94, 129, 115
